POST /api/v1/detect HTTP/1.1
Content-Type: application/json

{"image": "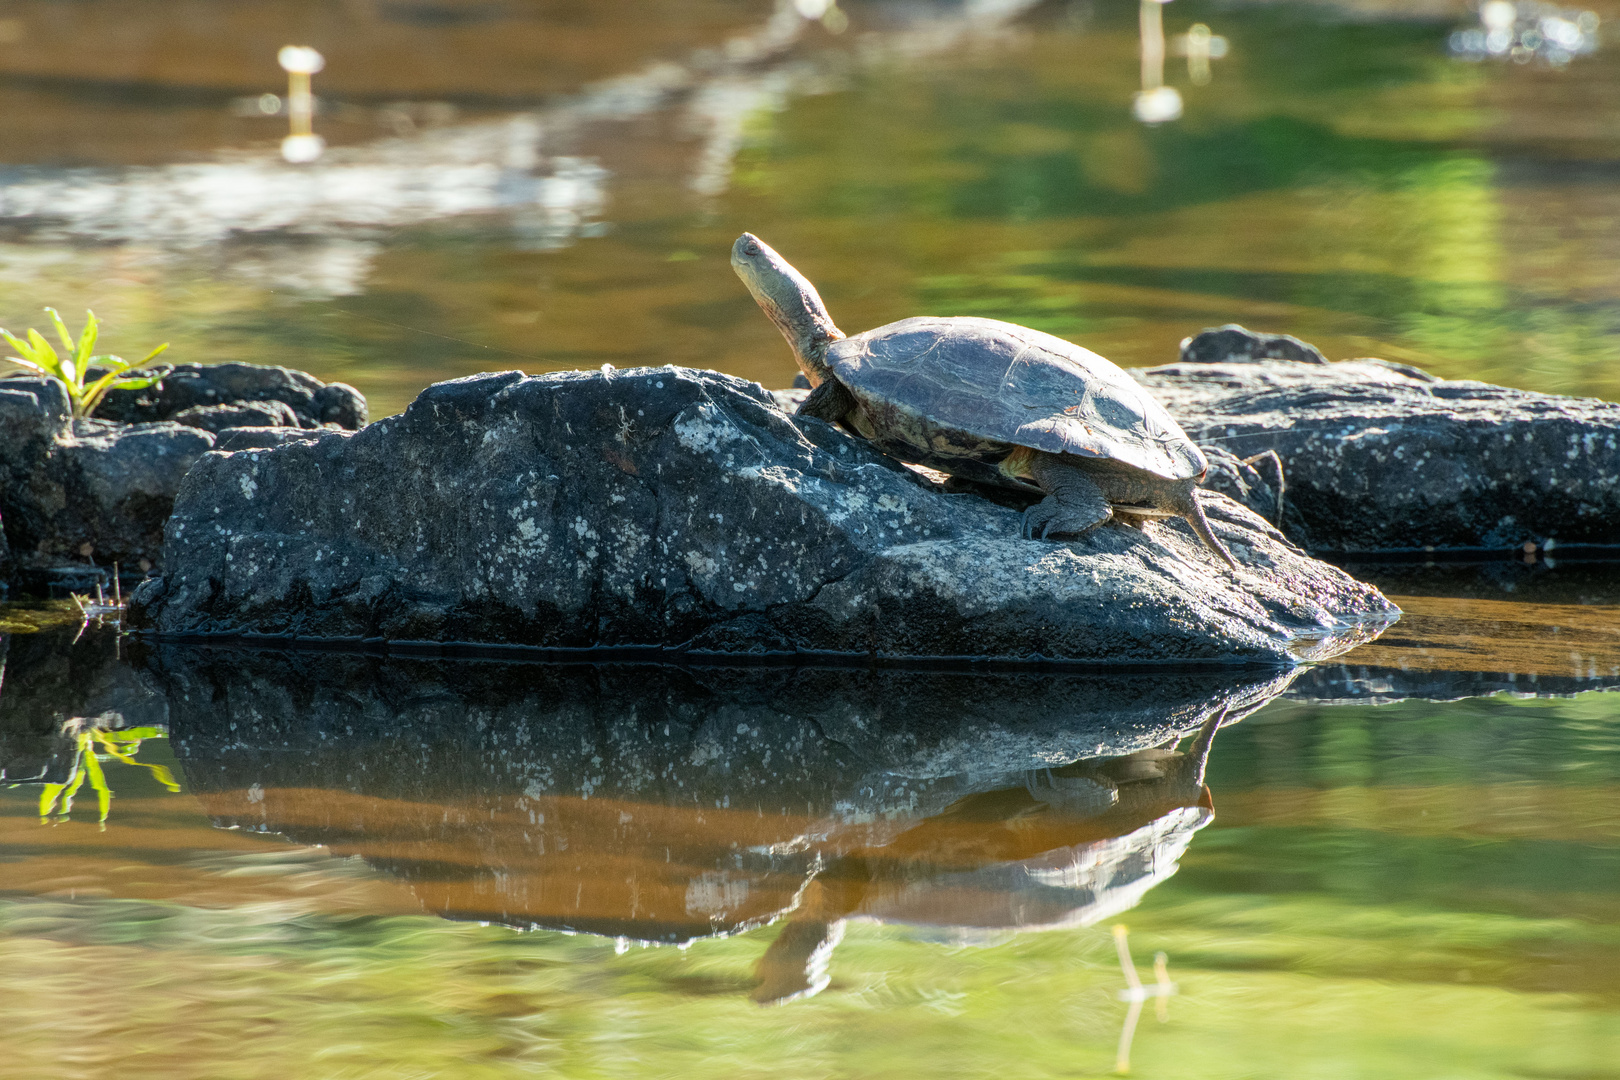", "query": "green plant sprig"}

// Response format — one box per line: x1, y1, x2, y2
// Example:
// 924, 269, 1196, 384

1, 307, 169, 419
